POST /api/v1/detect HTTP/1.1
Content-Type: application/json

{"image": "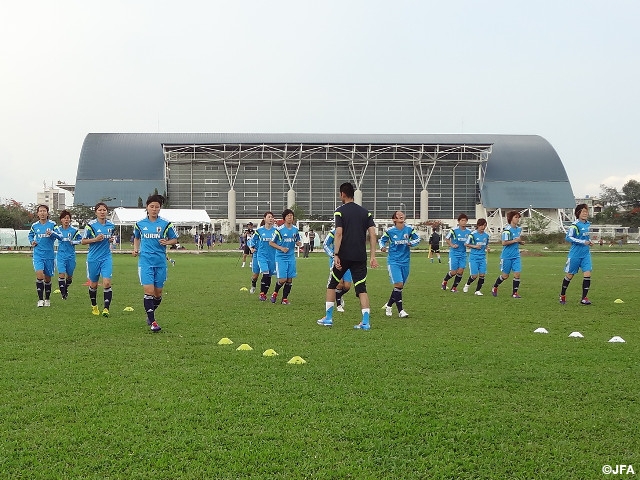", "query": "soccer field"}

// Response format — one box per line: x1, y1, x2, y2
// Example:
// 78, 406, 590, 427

0, 250, 638, 479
